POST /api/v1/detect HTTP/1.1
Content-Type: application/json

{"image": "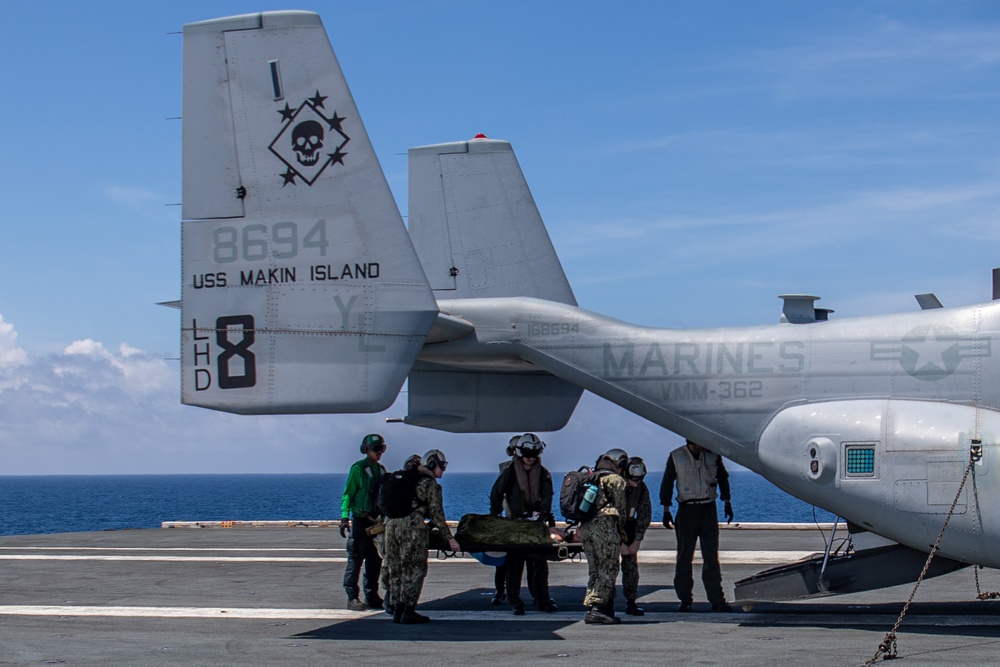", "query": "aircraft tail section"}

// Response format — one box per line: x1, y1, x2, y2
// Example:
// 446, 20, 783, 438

408, 138, 576, 305
404, 362, 583, 433
404, 138, 582, 431
180, 12, 436, 414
